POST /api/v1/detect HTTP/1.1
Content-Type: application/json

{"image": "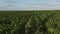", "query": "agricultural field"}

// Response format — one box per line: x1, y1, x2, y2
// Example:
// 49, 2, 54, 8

0, 10, 60, 34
